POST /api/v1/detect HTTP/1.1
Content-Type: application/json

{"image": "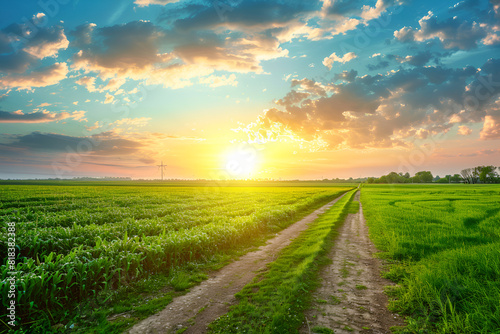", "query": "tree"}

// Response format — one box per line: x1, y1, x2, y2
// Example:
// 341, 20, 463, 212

451, 174, 462, 183
461, 168, 475, 184
478, 165, 498, 183
414, 171, 433, 183
436, 175, 451, 183
387, 172, 405, 183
